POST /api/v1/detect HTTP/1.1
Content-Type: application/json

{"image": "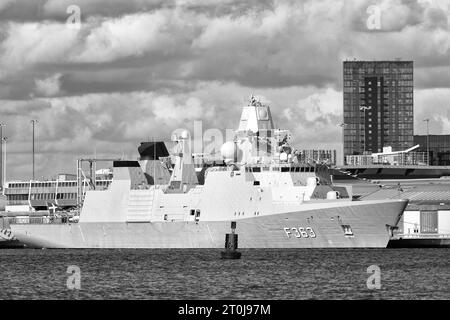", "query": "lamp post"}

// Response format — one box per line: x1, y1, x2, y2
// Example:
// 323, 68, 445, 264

2, 137, 7, 188
31, 119, 38, 180
423, 118, 430, 165
338, 123, 349, 165
0, 123, 5, 190
359, 106, 372, 154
